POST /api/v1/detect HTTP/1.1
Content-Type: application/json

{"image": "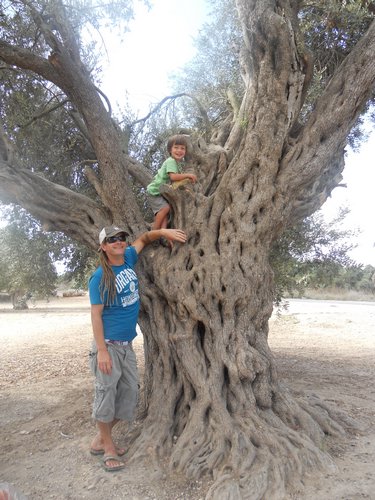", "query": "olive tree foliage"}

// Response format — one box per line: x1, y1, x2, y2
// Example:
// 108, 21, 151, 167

0, 205, 95, 306
1, 1, 375, 498
0, 210, 58, 308
170, 0, 375, 143
270, 207, 359, 302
